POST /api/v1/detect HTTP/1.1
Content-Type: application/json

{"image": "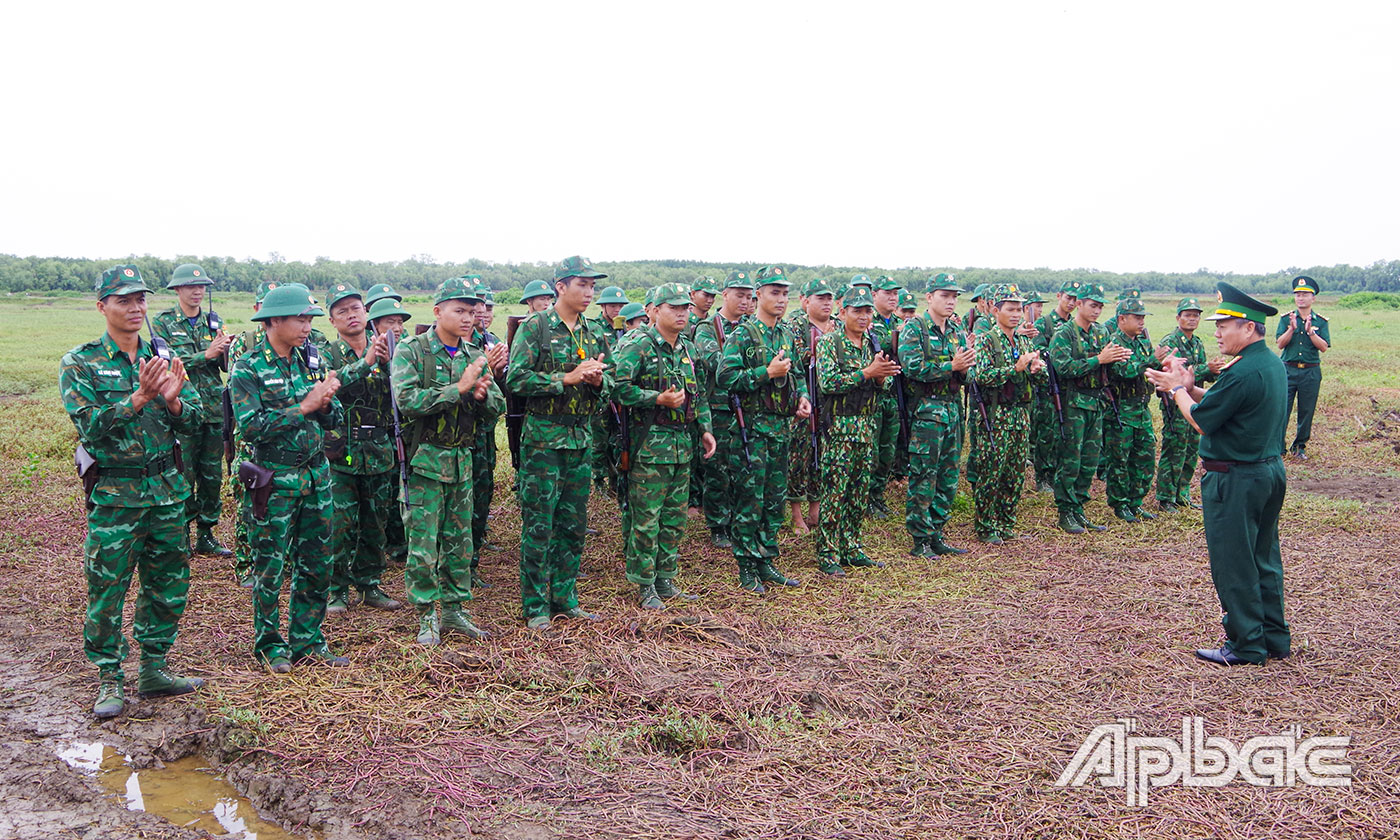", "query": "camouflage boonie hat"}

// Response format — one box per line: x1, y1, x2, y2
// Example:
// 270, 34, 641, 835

1077, 283, 1108, 304
96, 264, 152, 300
756, 265, 790, 286
897, 289, 917, 310
691, 275, 720, 295
596, 285, 629, 305
842, 286, 876, 309
255, 280, 282, 304
367, 297, 412, 323
928, 273, 965, 293
653, 282, 692, 307
167, 263, 213, 289
252, 285, 324, 320
1116, 298, 1148, 316
520, 279, 554, 302
555, 255, 606, 281
723, 270, 754, 290
363, 283, 403, 308
1117, 287, 1143, 301
1058, 280, 1084, 296
325, 283, 363, 310
620, 302, 646, 322
874, 275, 901, 292
991, 284, 1027, 305
1176, 297, 1204, 314
433, 276, 483, 305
